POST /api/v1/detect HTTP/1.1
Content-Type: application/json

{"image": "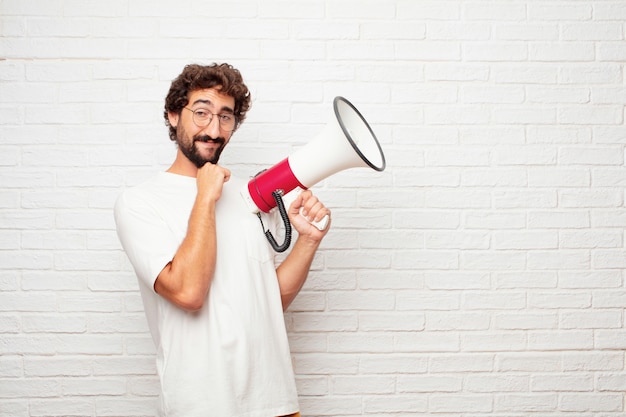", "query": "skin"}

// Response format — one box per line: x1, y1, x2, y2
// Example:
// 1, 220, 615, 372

154, 88, 331, 312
